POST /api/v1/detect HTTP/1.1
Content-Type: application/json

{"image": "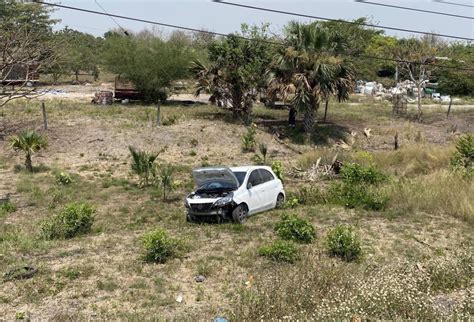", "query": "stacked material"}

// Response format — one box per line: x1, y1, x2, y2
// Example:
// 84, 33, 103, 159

92, 91, 113, 105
